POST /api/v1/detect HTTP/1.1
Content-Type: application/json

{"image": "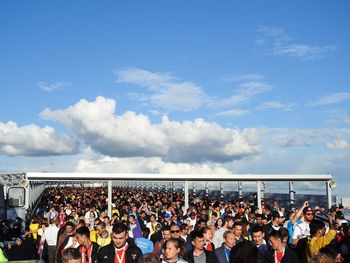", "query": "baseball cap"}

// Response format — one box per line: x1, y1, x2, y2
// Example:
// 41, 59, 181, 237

303, 207, 314, 214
